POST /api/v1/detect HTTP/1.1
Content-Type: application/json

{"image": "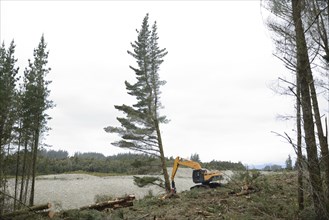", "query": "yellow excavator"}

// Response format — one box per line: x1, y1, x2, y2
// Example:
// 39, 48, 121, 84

171, 156, 222, 192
